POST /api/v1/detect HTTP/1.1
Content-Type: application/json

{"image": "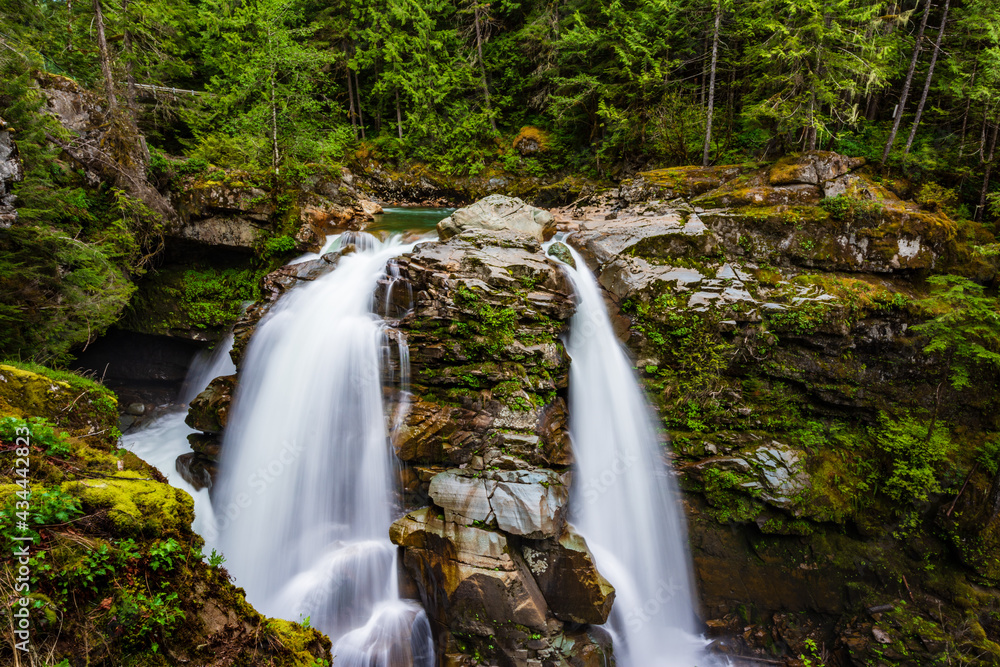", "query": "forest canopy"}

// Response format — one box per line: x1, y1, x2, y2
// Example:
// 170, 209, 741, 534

0, 0, 997, 196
